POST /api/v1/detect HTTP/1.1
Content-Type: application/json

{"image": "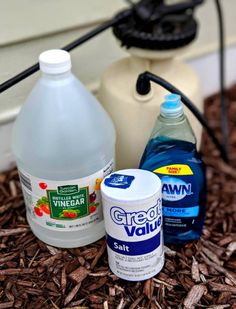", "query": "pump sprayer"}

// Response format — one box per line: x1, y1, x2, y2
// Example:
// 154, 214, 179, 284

100, 0, 207, 169
0, 0, 228, 167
